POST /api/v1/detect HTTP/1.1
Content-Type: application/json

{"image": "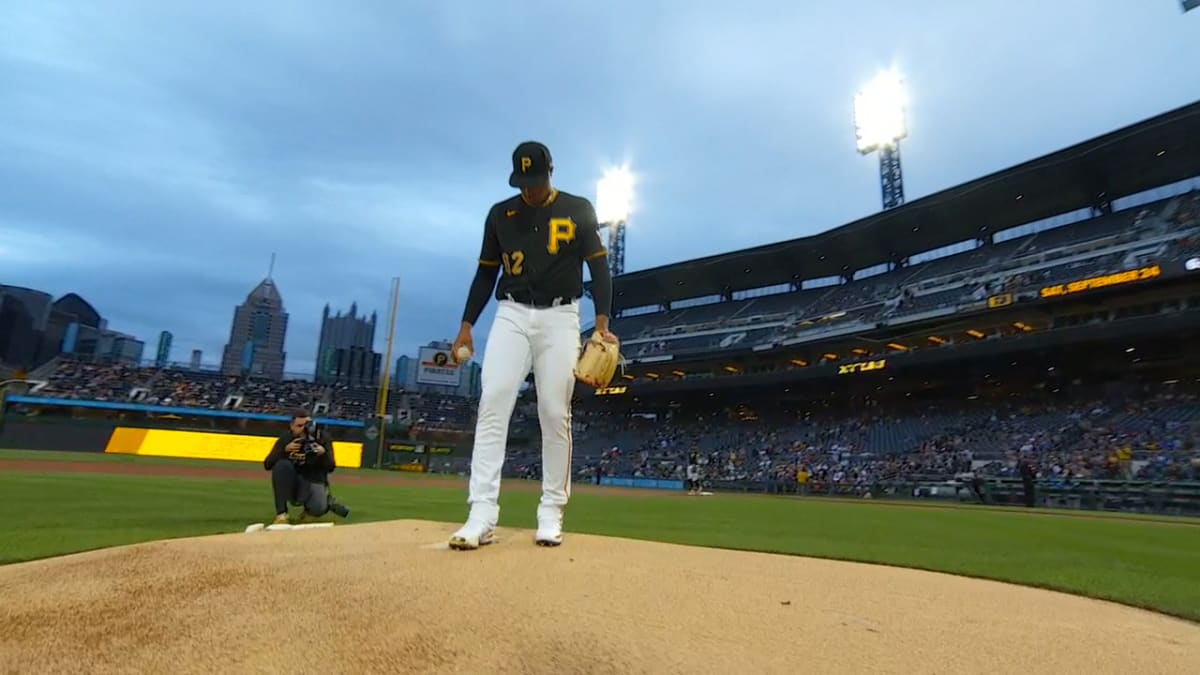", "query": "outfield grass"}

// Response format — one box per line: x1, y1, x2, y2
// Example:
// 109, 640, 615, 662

5, 454, 1200, 622
0, 448, 456, 481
